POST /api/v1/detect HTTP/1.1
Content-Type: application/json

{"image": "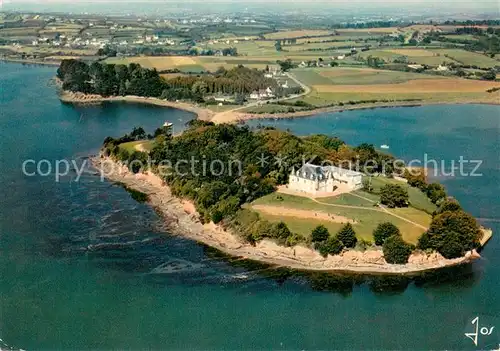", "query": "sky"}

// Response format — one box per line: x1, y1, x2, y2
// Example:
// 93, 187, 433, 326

1, 0, 498, 14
